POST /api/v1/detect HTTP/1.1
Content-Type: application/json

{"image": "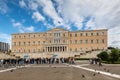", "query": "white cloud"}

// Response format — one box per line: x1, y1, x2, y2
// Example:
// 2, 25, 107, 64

11, 0, 120, 48
36, 0, 64, 26
24, 26, 34, 32
56, 0, 120, 29
108, 26, 120, 48
13, 22, 22, 27
19, 0, 26, 8
55, 0, 120, 48
55, 0, 84, 29
12, 20, 34, 33
32, 11, 45, 22
43, 22, 53, 29
28, 1, 38, 11
19, 0, 70, 29
0, 0, 9, 13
